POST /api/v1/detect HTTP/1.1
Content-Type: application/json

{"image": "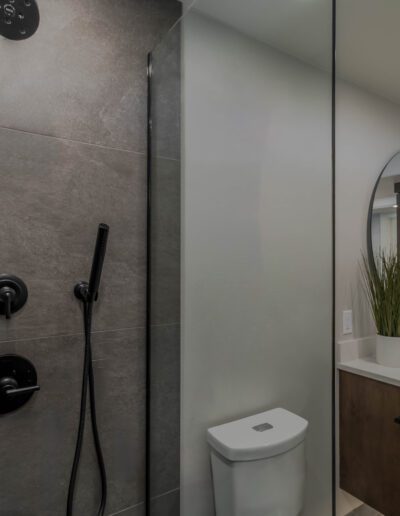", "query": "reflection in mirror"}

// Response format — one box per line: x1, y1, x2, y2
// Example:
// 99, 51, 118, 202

369, 153, 400, 264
